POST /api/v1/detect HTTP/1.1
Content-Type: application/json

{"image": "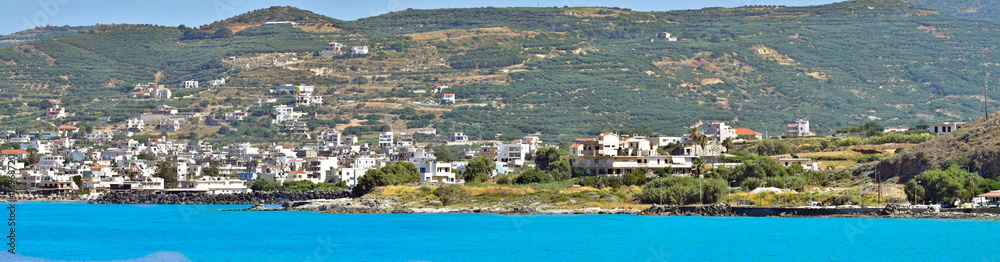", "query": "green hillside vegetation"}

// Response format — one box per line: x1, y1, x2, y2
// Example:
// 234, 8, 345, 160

1, 1, 999, 143
906, 0, 1000, 21
0, 25, 96, 48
